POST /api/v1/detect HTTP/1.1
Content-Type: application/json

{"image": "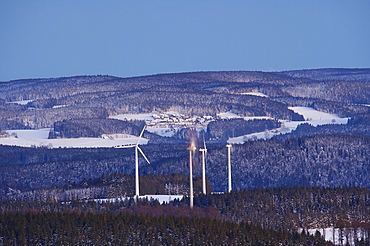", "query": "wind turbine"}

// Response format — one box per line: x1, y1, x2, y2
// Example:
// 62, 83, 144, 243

187, 144, 196, 209
115, 126, 150, 198
199, 136, 207, 195
226, 144, 232, 193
